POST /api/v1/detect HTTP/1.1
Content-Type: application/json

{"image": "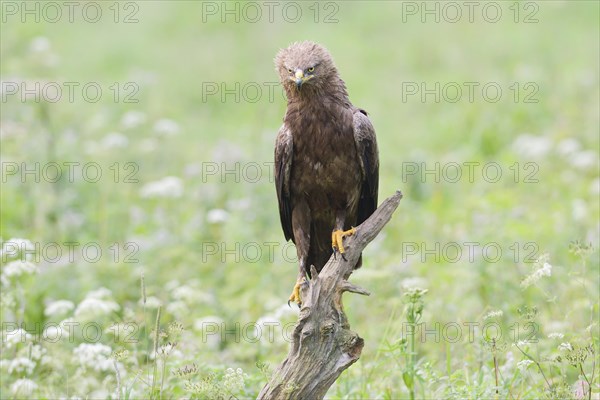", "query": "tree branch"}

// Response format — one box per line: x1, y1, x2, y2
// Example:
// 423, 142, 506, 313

258, 191, 403, 400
